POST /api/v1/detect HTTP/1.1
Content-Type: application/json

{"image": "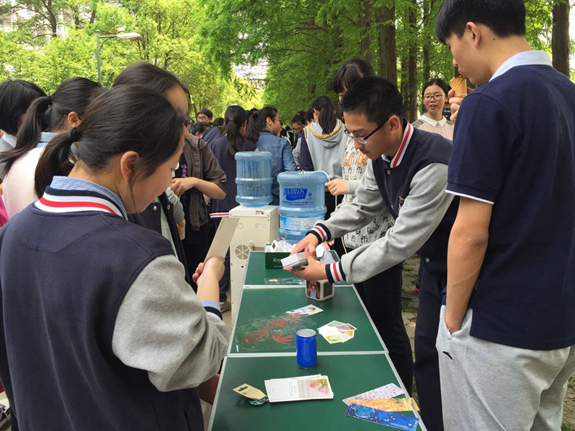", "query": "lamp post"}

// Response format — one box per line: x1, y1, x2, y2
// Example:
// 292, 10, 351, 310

96, 30, 140, 85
